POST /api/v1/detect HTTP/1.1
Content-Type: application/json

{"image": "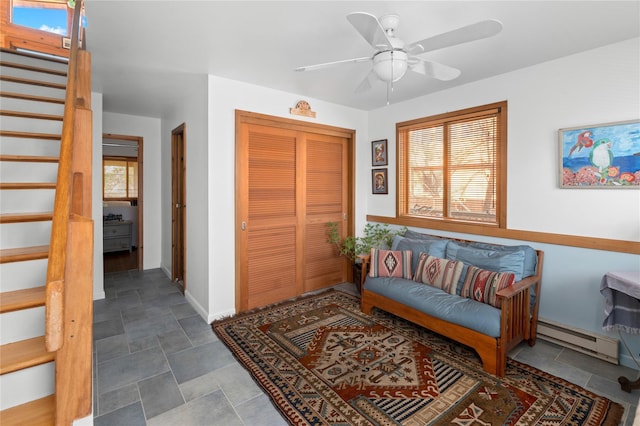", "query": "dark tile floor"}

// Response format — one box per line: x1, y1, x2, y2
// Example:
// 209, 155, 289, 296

103, 248, 139, 274
93, 269, 639, 425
